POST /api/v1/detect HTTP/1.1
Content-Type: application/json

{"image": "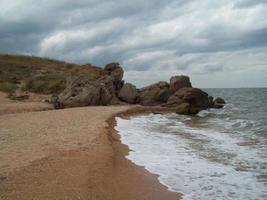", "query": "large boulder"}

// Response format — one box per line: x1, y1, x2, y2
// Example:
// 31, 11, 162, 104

139, 81, 171, 106
169, 75, 192, 93
57, 78, 113, 108
166, 87, 212, 114
55, 63, 124, 108
118, 83, 139, 104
